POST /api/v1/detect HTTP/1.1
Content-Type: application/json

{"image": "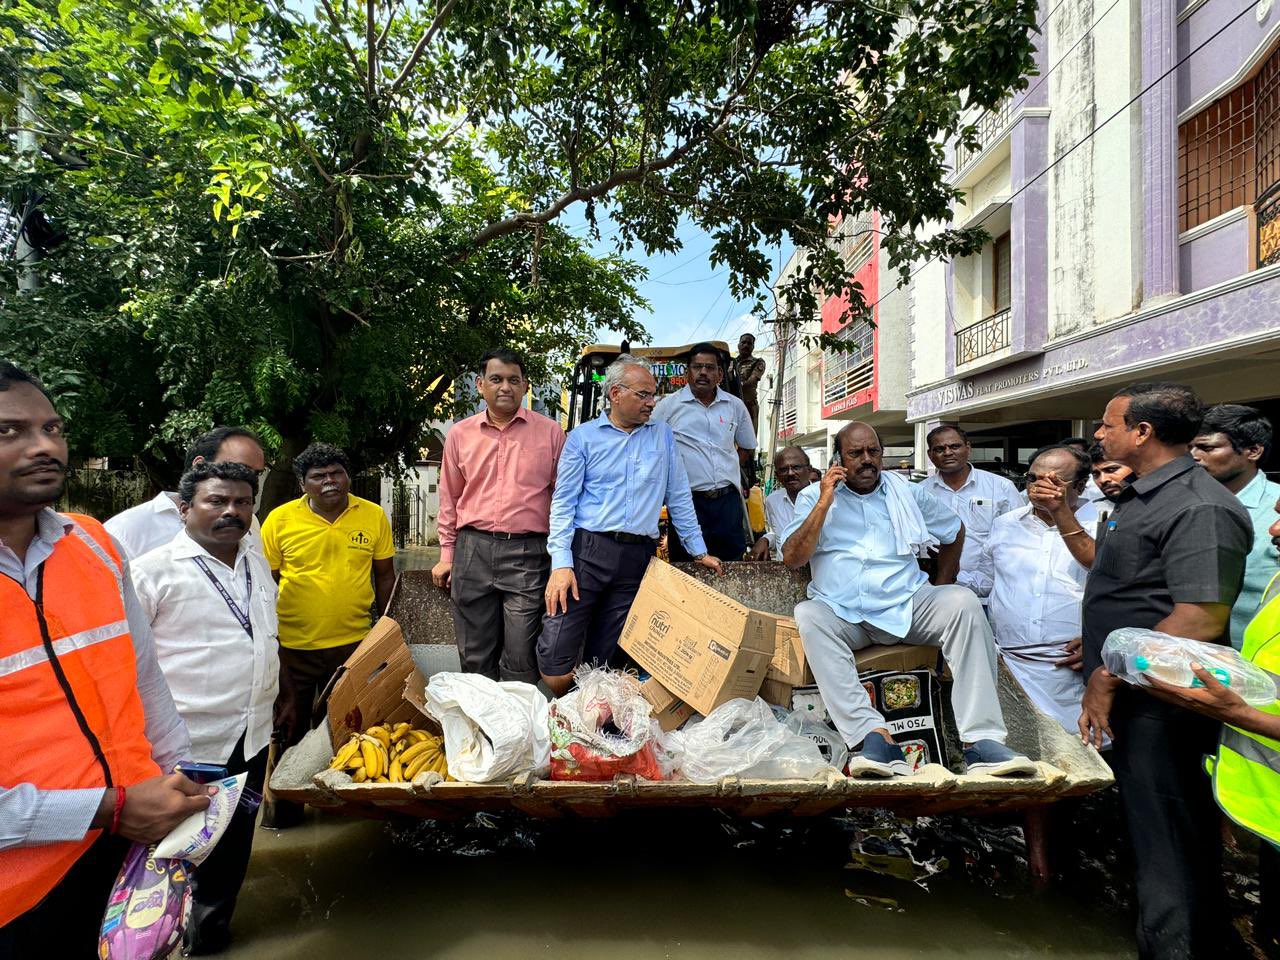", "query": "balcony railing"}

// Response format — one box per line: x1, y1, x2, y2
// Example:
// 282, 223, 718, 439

954, 98, 1016, 175
955, 308, 1011, 365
